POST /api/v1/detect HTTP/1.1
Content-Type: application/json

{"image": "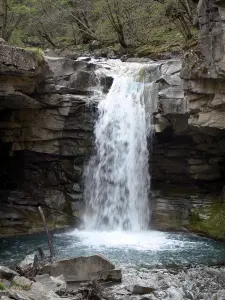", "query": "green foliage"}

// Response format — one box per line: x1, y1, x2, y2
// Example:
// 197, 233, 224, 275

9, 29, 25, 47
0, 282, 6, 290
1, 0, 197, 54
